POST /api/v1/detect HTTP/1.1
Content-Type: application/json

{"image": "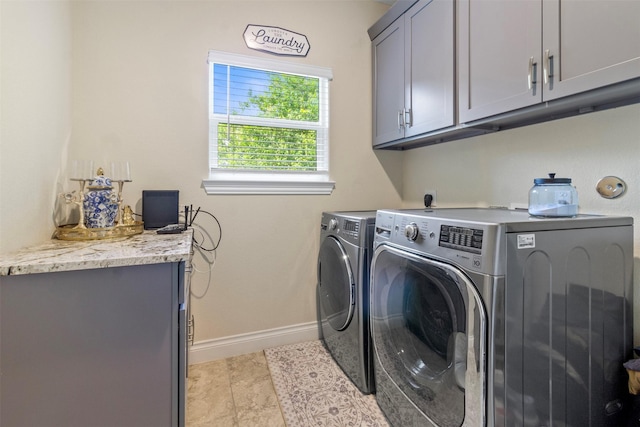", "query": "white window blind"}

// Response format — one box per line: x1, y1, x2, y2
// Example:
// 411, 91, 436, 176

205, 51, 334, 195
